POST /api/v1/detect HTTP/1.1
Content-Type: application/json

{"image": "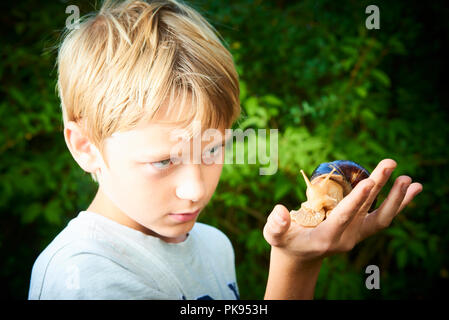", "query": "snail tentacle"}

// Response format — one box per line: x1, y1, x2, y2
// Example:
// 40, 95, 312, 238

291, 160, 374, 227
